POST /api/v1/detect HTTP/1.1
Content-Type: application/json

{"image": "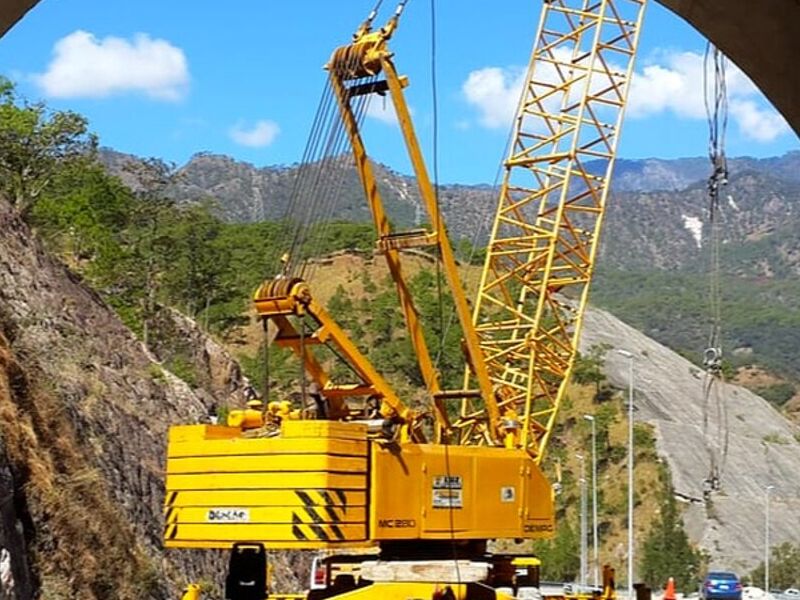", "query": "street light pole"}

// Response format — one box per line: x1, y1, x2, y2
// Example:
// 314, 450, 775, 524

617, 349, 635, 598
765, 485, 774, 594
584, 414, 599, 587
578, 453, 588, 586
